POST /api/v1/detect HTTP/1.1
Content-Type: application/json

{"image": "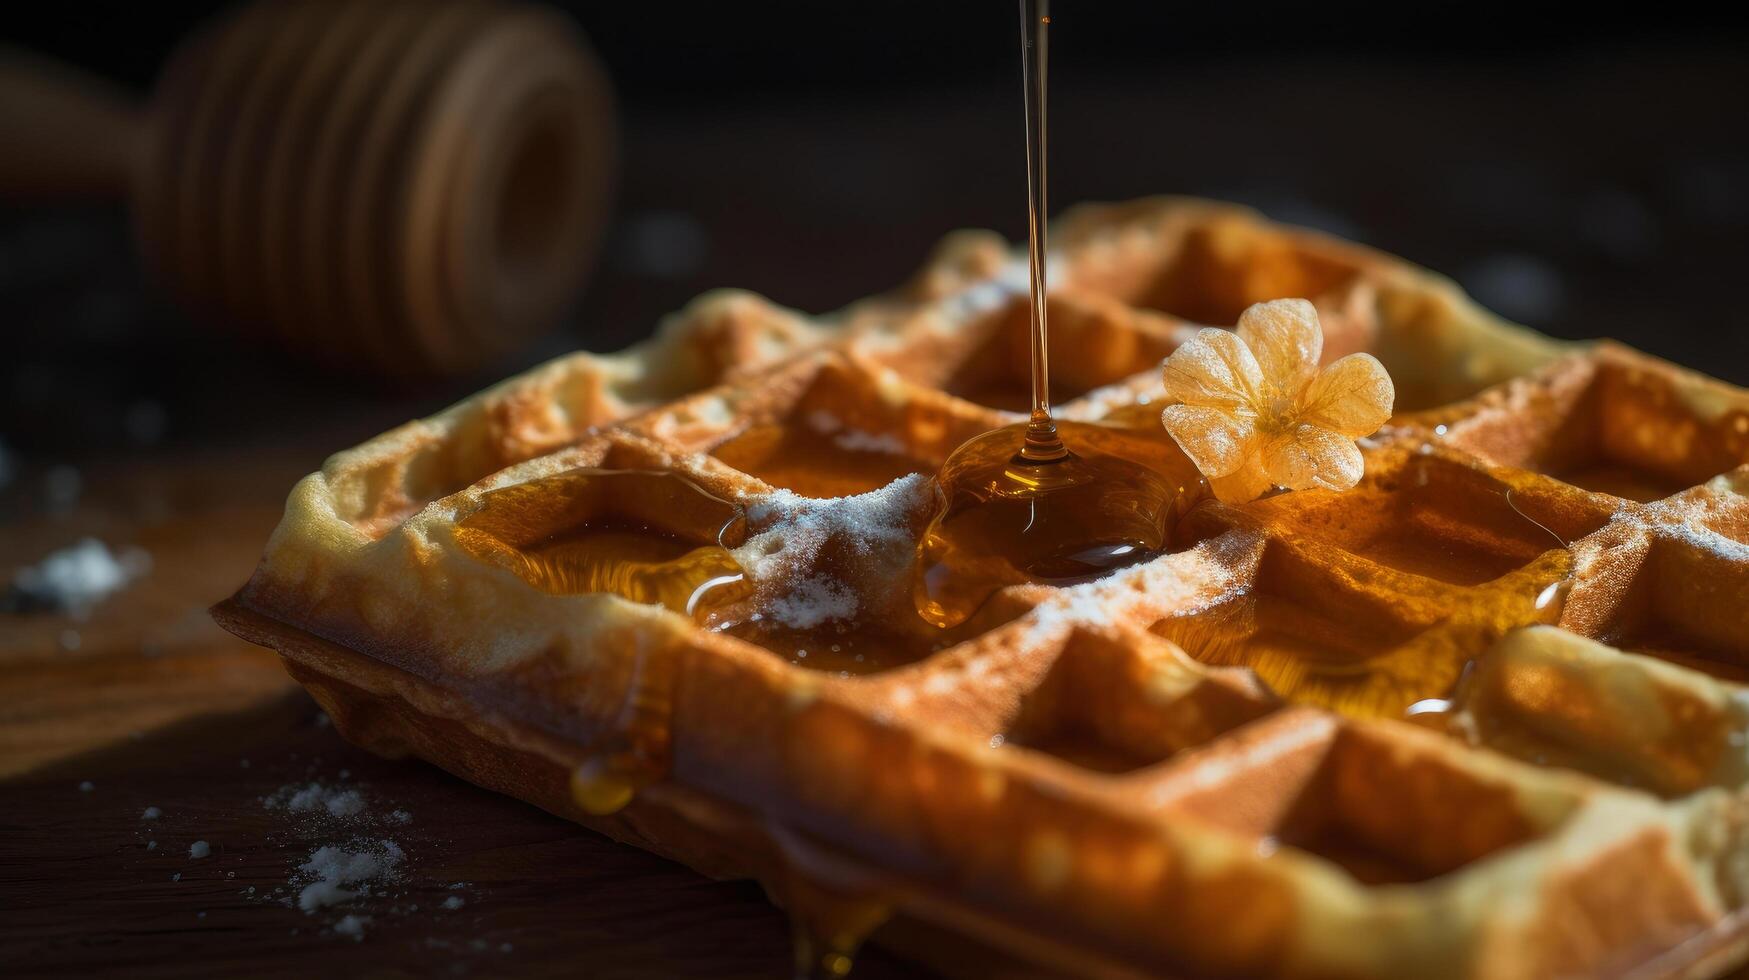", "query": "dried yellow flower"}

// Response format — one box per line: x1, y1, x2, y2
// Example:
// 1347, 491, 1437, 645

1160, 299, 1394, 503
